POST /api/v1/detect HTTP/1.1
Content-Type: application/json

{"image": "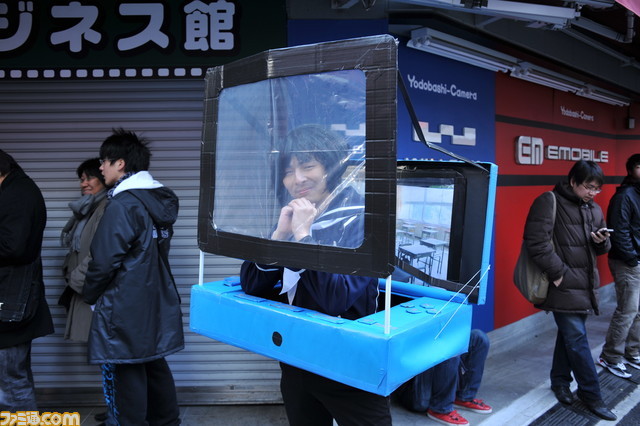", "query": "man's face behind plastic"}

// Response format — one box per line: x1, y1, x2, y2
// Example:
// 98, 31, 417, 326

283, 156, 330, 206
